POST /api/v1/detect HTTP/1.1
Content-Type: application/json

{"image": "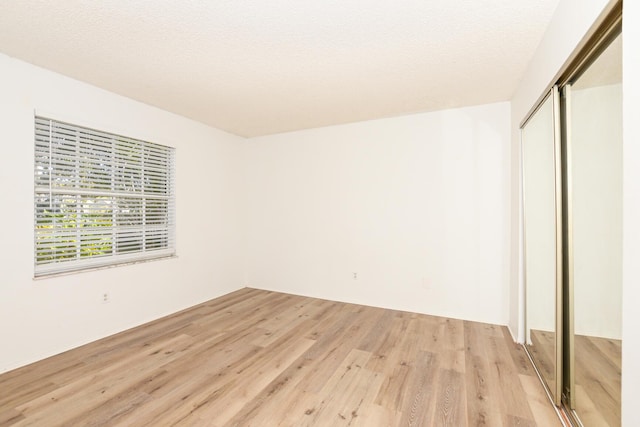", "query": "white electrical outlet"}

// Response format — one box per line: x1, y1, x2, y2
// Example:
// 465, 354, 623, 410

102, 293, 110, 303
353, 272, 358, 280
